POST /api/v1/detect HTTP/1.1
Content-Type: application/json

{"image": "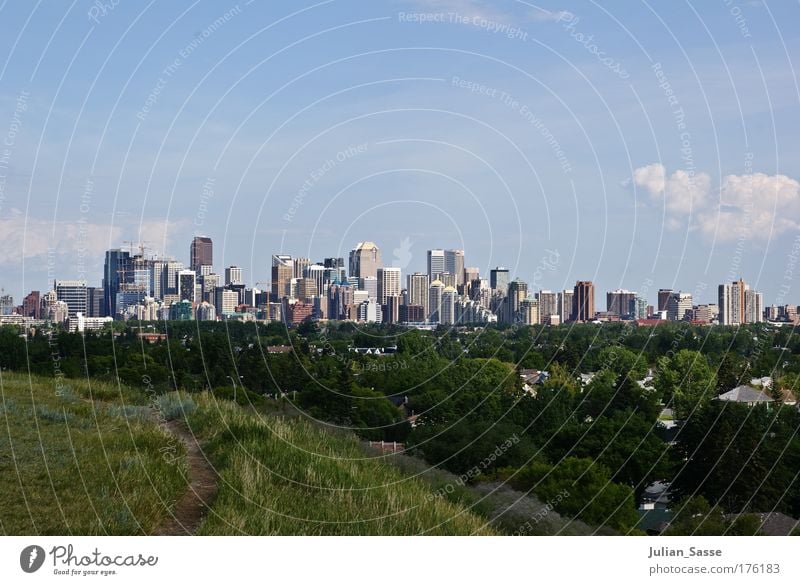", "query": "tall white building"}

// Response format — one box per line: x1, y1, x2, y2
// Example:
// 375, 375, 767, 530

718, 279, 761, 325
536, 290, 558, 324
225, 265, 243, 285
441, 285, 457, 325
667, 292, 693, 321
427, 249, 445, 281
406, 272, 430, 315
428, 279, 445, 324
54, 280, 88, 318
377, 267, 401, 305
444, 249, 465, 286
